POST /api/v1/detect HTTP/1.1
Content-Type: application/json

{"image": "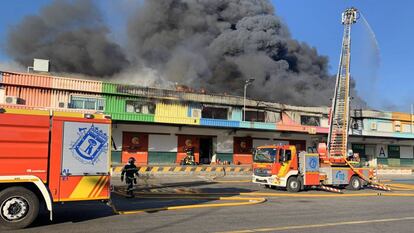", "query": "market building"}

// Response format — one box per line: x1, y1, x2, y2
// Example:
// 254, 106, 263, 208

1, 70, 414, 167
